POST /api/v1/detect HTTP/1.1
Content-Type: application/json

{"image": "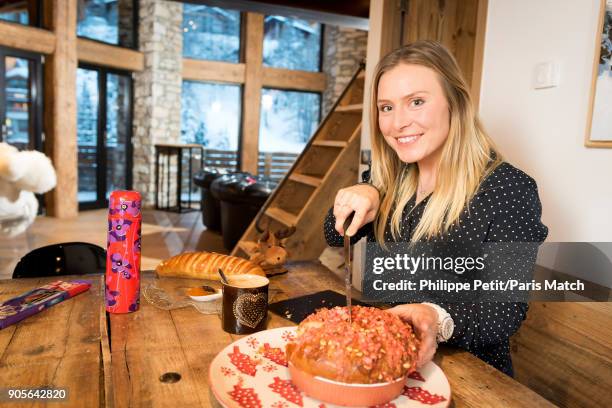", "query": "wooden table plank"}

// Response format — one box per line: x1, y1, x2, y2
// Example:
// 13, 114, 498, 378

435, 348, 555, 407
110, 299, 208, 407
107, 262, 554, 408
0, 275, 103, 407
